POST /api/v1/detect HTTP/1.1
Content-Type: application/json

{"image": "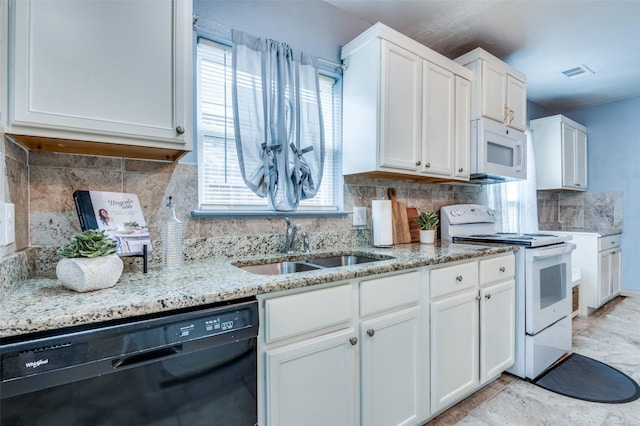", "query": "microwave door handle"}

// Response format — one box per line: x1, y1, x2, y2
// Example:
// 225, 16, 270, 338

515, 141, 524, 172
